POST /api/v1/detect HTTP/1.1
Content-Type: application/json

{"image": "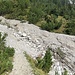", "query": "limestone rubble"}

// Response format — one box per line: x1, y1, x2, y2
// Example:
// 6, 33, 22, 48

0, 16, 75, 75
